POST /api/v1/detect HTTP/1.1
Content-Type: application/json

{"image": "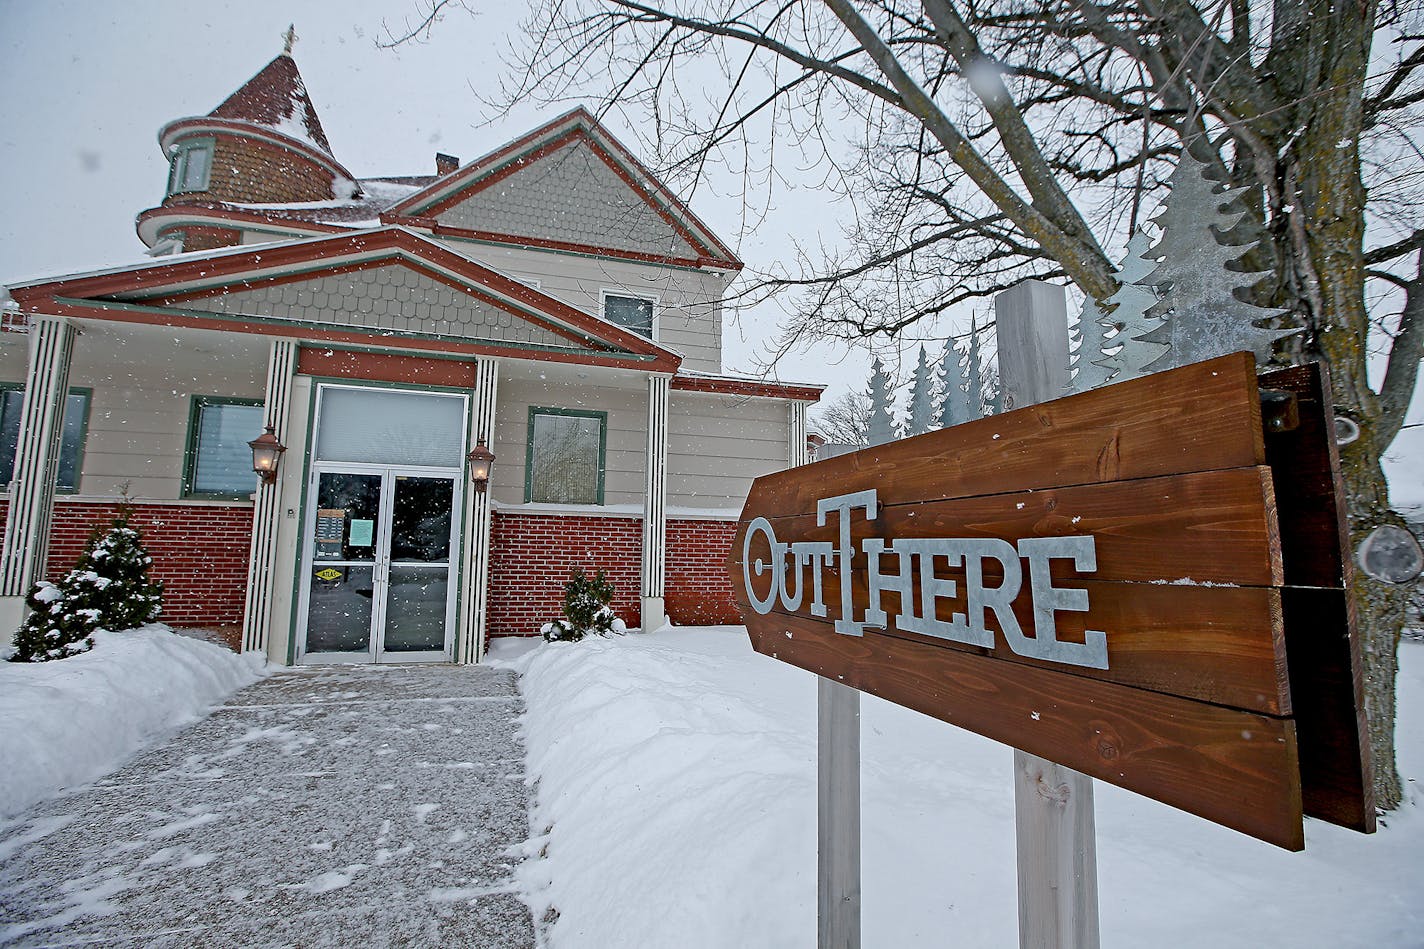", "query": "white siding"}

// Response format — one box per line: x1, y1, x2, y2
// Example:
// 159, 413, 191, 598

490, 377, 648, 508
0, 328, 267, 501
443, 241, 726, 374
667, 391, 791, 511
